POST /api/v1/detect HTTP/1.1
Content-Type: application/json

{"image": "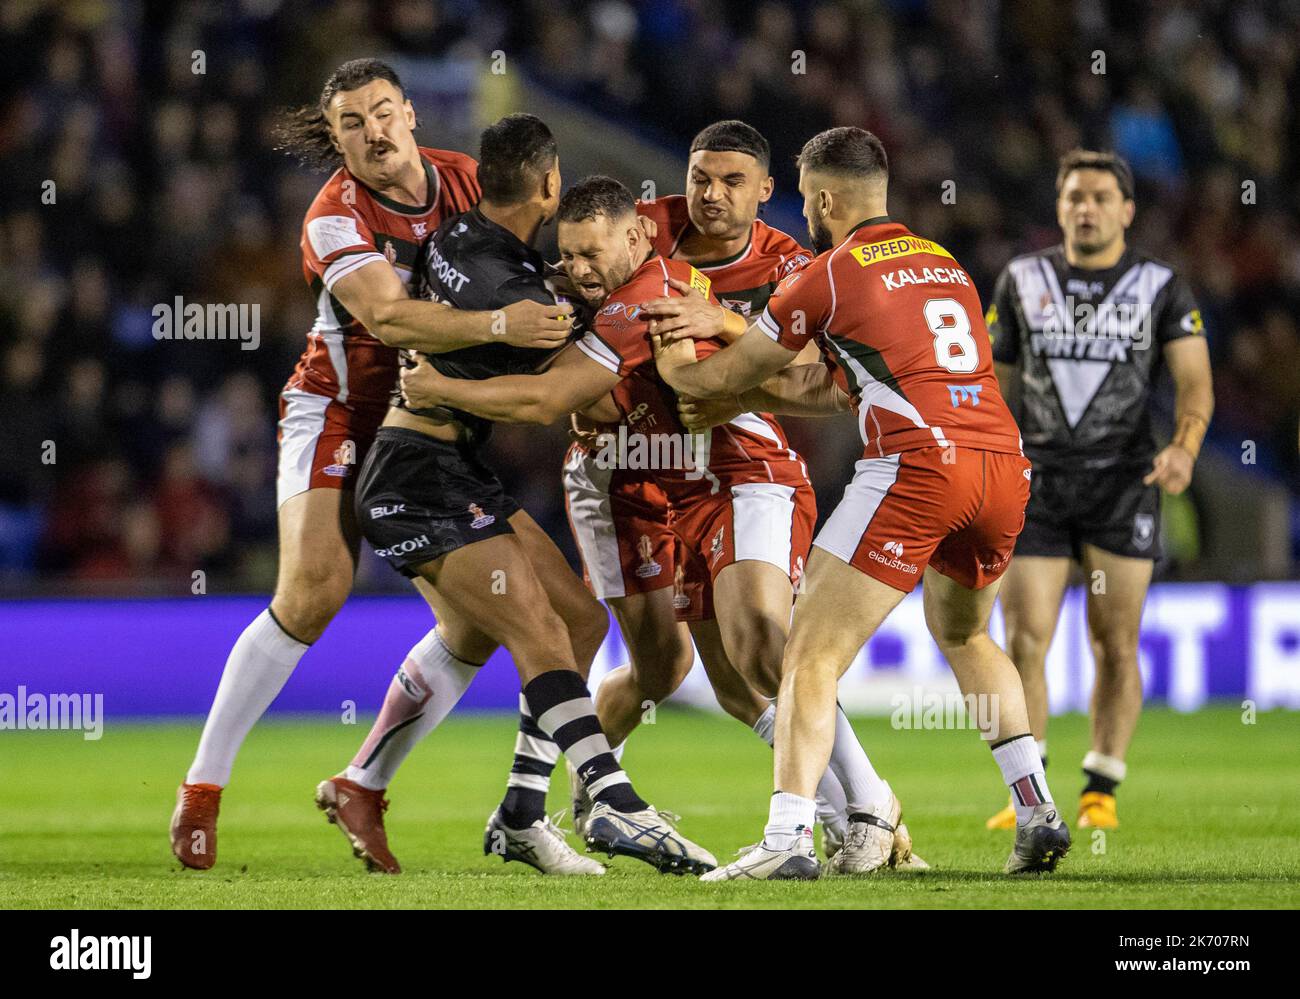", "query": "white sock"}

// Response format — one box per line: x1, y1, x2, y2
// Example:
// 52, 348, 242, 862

187, 609, 309, 786
752, 703, 848, 834
828, 705, 891, 814
344, 629, 480, 790
764, 790, 816, 851
1082, 750, 1126, 783
1037, 738, 1049, 765
992, 734, 1054, 824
